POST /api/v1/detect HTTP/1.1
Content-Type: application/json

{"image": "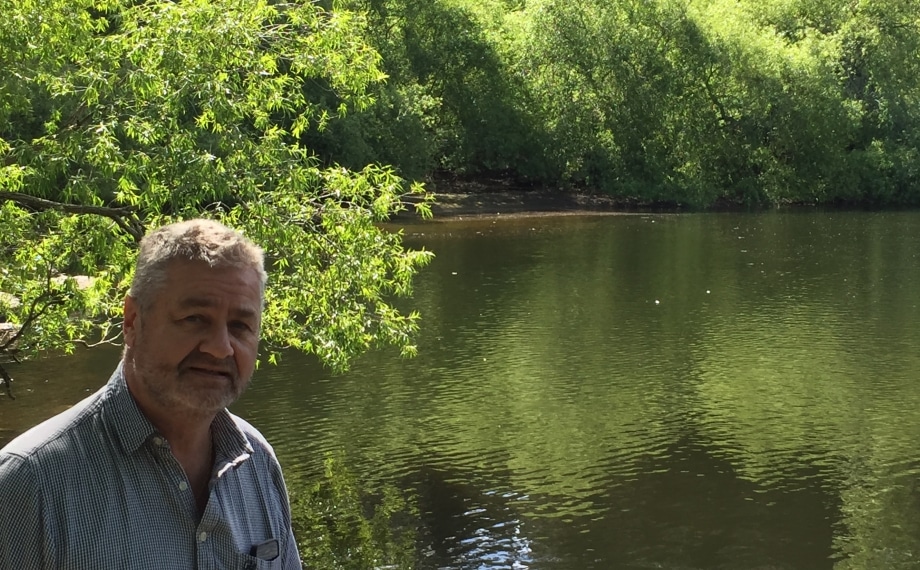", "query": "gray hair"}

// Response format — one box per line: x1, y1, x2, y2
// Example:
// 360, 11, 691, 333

129, 219, 267, 309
